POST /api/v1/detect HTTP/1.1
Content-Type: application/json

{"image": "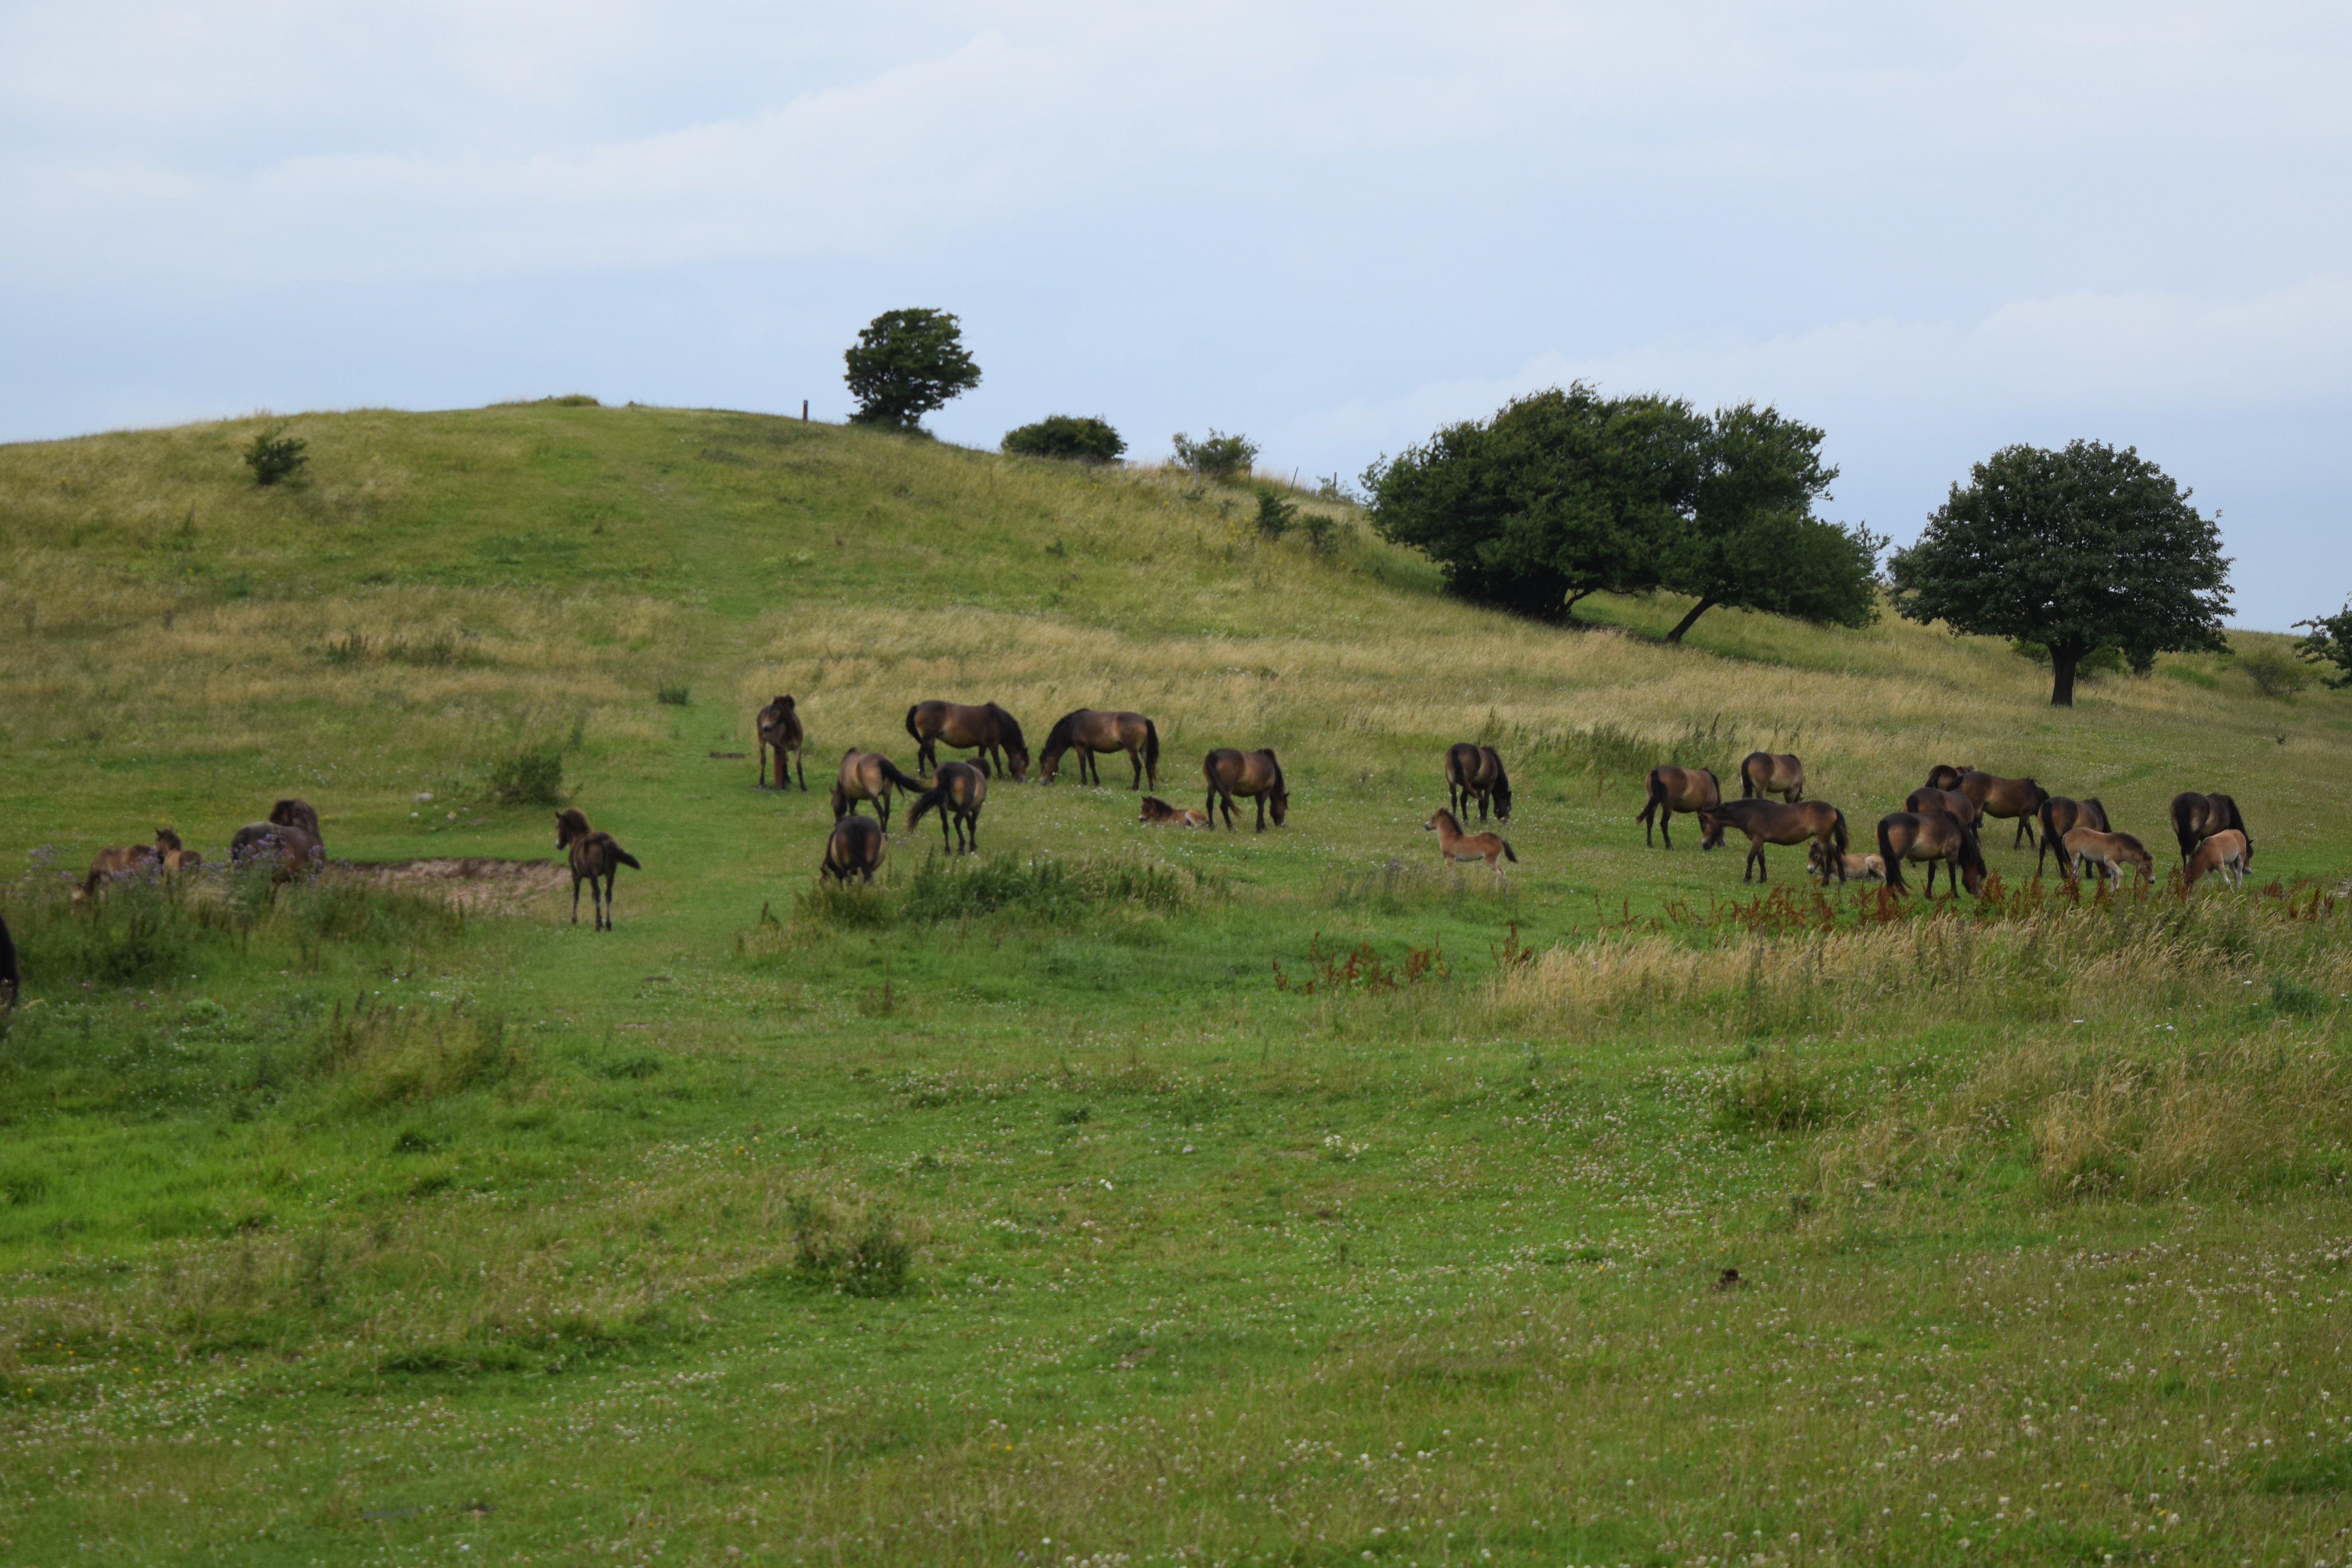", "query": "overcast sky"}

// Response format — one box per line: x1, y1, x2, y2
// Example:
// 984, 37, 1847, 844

6, 2, 2349, 627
